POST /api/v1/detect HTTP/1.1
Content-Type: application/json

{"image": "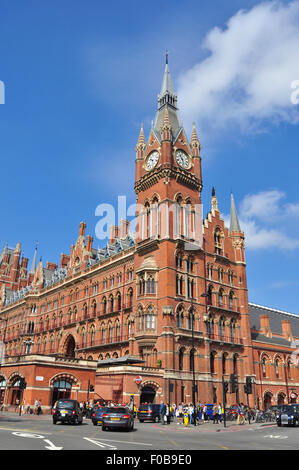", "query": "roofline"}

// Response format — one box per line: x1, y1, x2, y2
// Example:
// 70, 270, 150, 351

249, 302, 299, 319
